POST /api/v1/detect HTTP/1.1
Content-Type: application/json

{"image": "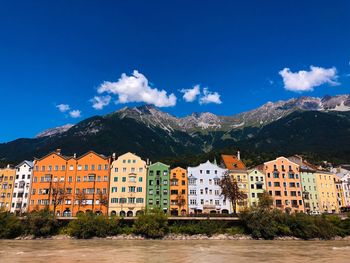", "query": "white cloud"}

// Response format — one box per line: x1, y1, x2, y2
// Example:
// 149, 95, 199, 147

180, 85, 201, 102
96, 70, 176, 107
199, 88, 222, 105
56, 104, 70, 112
279, 66, 339, 92
69, 110, 81, 118
90, 95, 111, 110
